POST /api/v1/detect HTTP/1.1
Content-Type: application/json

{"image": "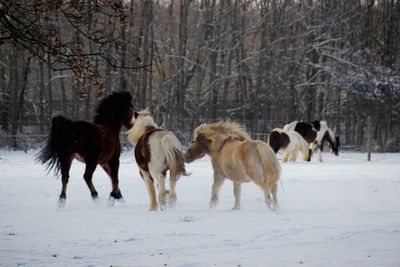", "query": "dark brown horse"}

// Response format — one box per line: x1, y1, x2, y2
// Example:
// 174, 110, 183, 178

37, 91, 133, 208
